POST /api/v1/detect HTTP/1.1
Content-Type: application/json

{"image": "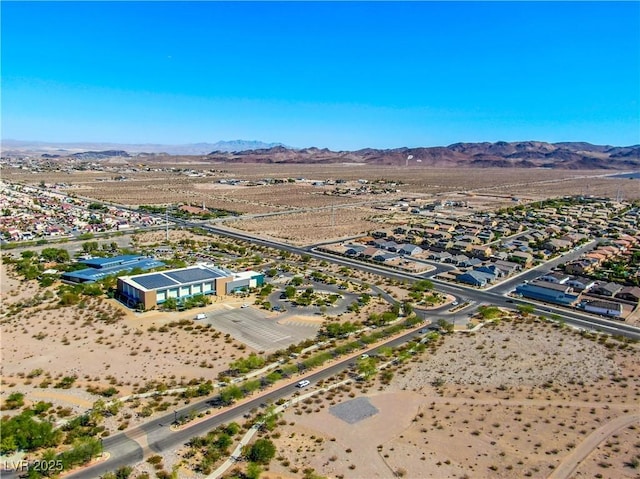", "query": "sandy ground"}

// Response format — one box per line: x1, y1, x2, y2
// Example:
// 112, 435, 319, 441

1, 260, 276, 423
266, 317, 640, 479
231, 207, 380, 246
